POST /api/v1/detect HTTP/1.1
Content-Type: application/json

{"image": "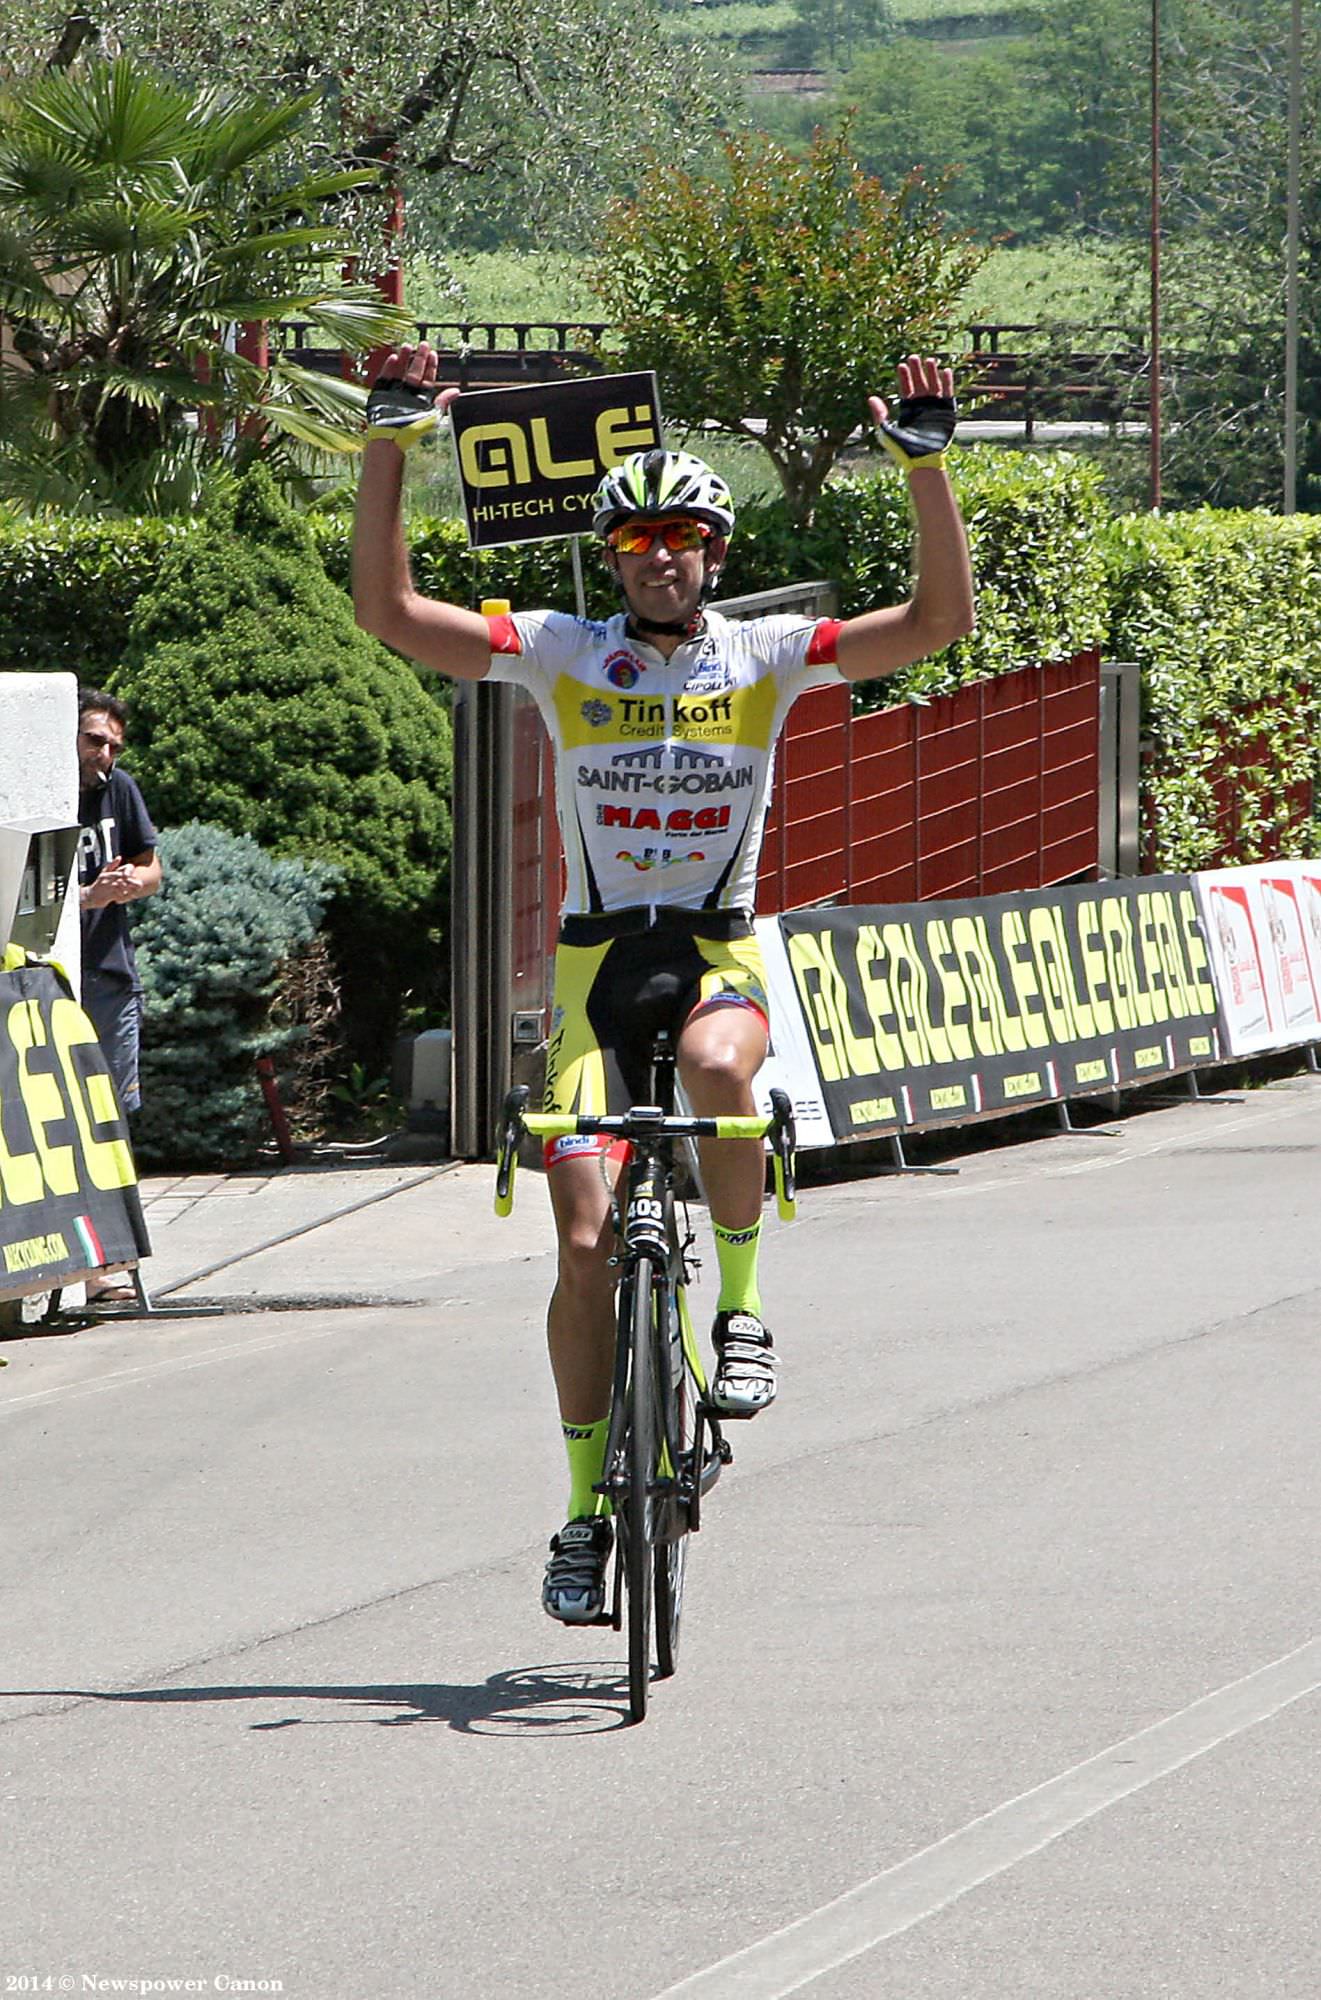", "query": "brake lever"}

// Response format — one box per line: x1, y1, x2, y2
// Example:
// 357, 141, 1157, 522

494, 1084, 530, 1215
768, 1088, 797, 1221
